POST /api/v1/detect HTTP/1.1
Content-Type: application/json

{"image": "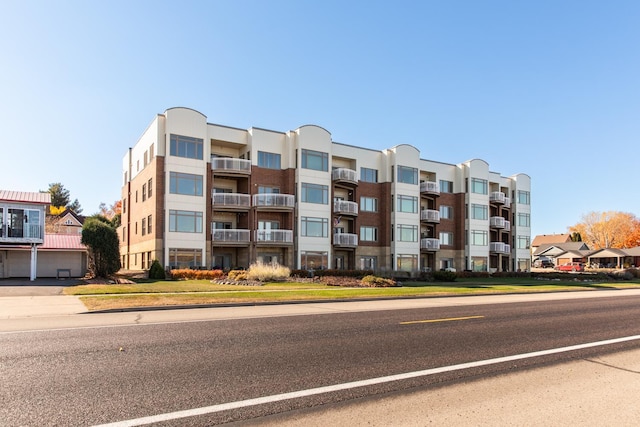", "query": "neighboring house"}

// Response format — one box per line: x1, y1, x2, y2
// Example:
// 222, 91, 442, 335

119, 107, 532, 273
587, 247, 640, 269
46, 208, 85, 235
531, 234, 571, 257
0, 190, 88, 280
533, 242, 591, 266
